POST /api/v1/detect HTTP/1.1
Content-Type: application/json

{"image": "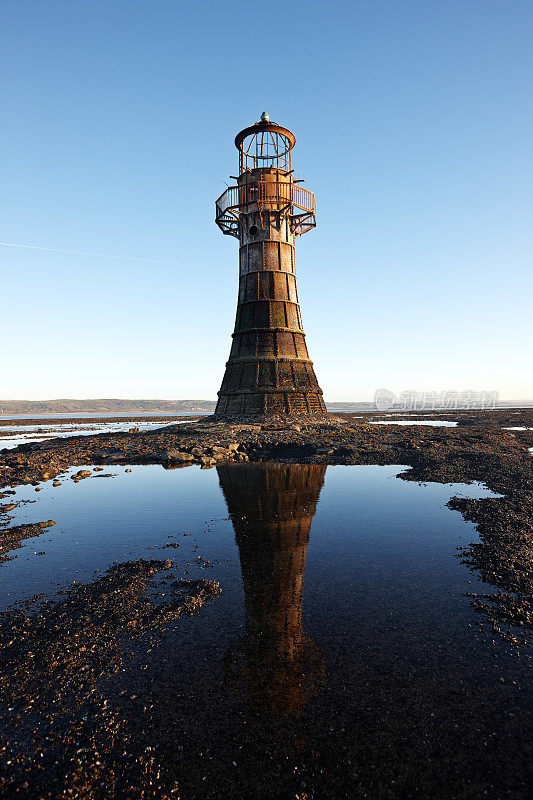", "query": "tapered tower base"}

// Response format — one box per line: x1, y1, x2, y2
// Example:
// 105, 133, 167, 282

215, 394, 326, 419
215, 389, 326, 419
